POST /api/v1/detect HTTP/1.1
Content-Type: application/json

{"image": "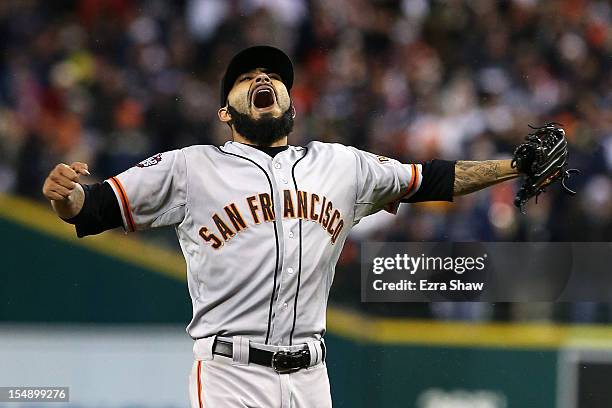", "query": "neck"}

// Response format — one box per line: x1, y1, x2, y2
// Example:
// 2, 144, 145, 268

232, 131, 288, 147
